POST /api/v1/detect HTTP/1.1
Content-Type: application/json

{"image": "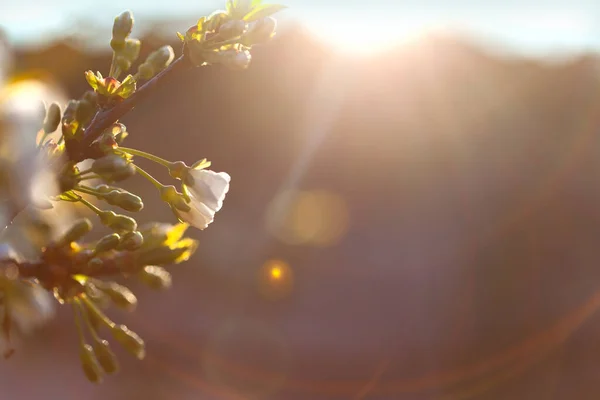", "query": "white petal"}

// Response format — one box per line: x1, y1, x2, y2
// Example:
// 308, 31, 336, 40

178, 200, 215, 230
188, 170, 230, 212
